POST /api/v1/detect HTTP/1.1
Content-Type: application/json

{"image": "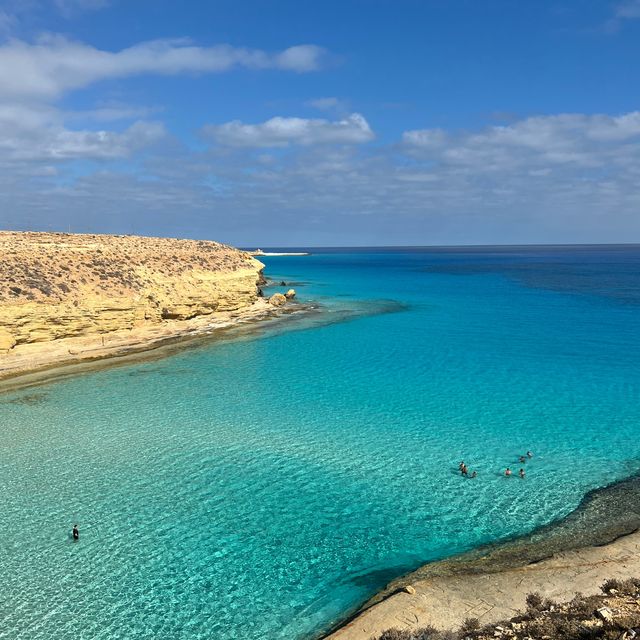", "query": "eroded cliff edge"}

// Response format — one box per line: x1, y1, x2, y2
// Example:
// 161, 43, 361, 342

0, 231, 281, 379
